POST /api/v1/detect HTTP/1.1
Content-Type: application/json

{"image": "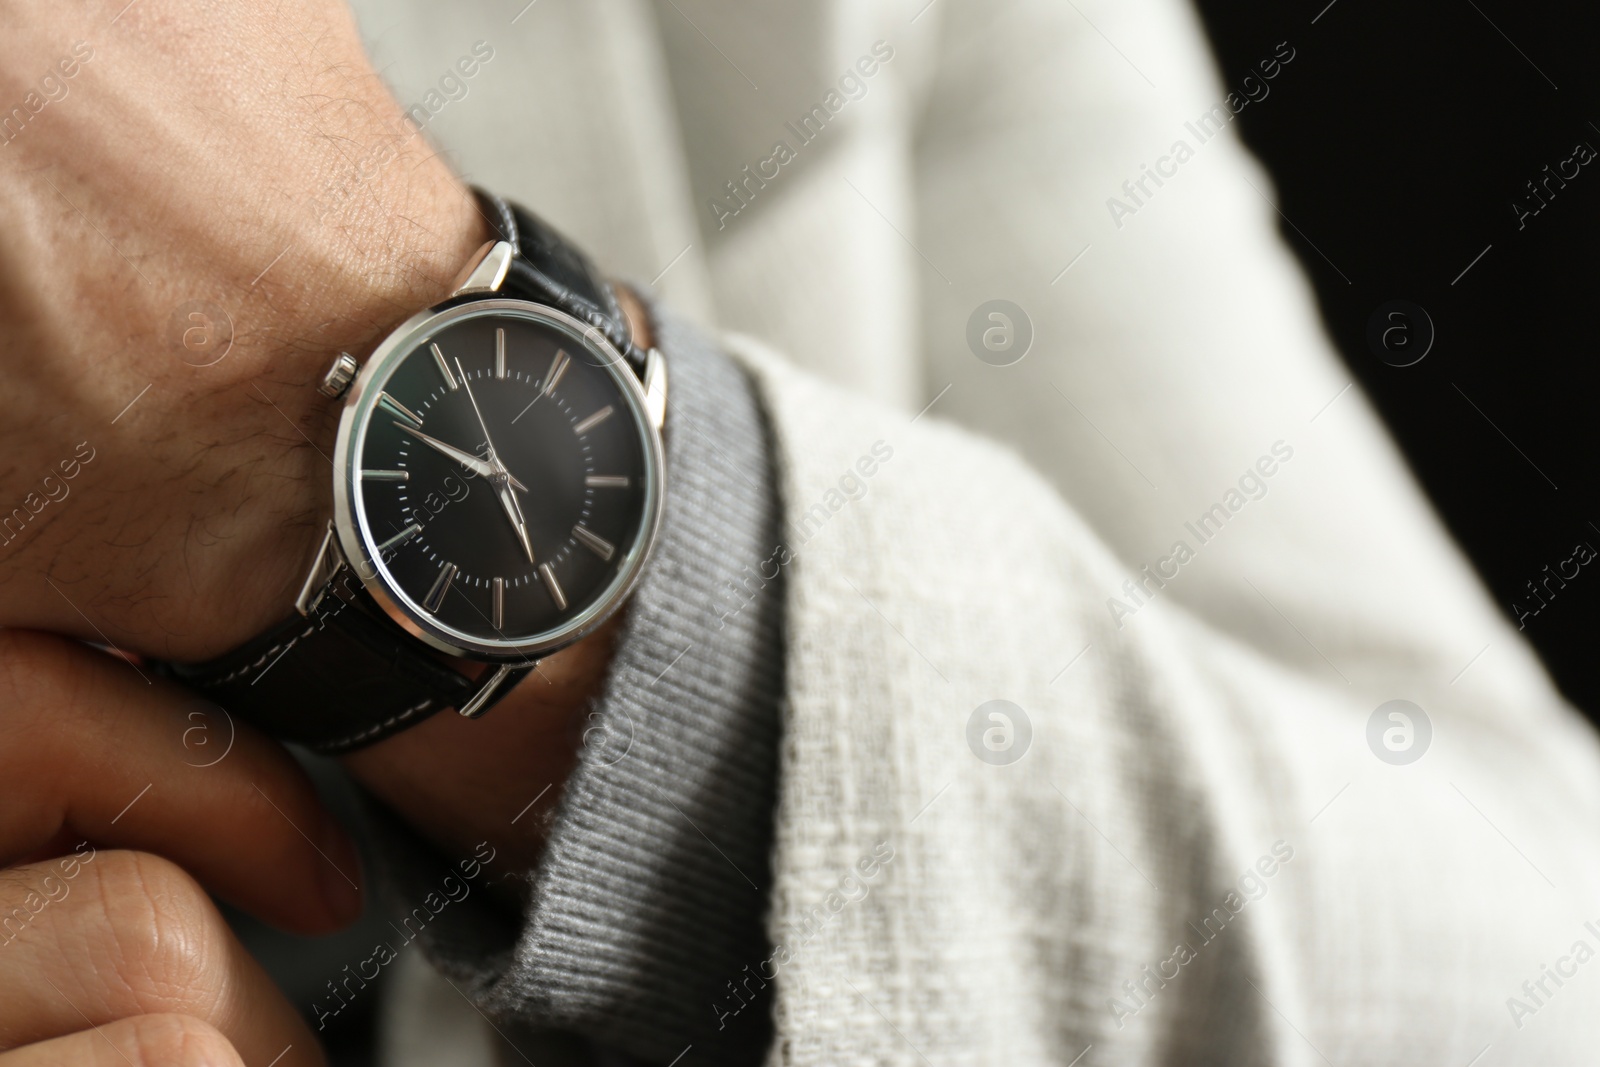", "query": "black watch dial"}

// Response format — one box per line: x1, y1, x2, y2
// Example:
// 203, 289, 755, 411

347, 305, 659, 653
